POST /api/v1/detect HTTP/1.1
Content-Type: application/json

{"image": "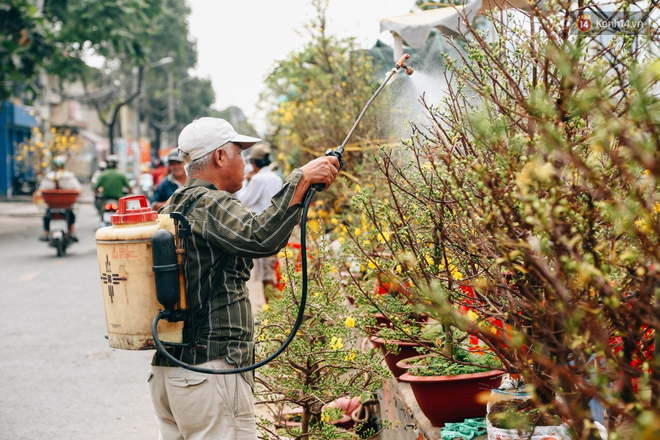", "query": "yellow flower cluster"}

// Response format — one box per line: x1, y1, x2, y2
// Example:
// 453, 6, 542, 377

344, 350, 357, 362
329, 336, 344, 351
16, 127, 82, 176
635, 203, 660, 234
277, 248, 295, 259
